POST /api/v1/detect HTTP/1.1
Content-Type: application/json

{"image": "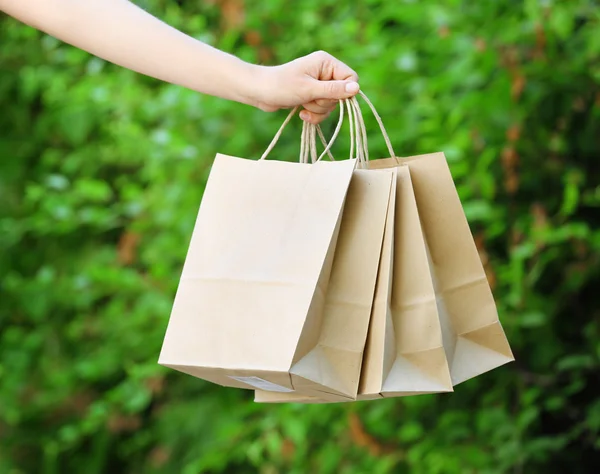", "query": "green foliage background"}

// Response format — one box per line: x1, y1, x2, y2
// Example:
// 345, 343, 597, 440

1, 1, 599, 472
